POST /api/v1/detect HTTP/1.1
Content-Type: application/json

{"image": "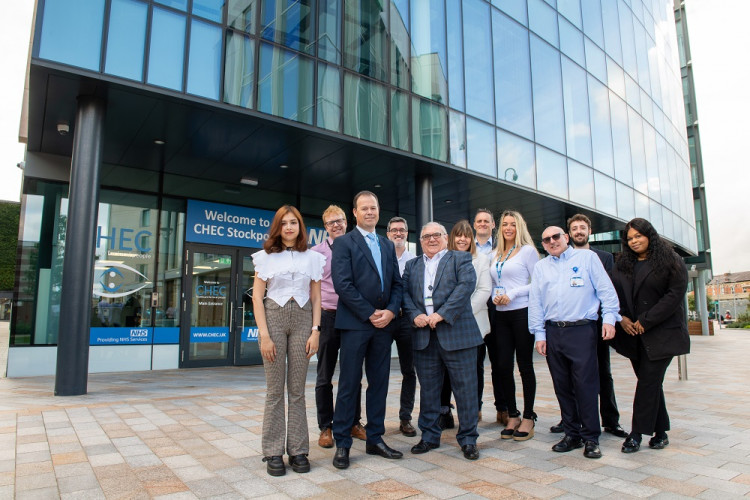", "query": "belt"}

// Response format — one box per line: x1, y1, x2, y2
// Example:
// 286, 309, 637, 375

322, 308, 336, 314
545, 319, 593, 328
